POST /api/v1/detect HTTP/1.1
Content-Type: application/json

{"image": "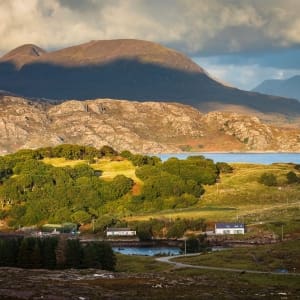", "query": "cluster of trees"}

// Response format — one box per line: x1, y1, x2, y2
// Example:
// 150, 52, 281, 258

0, 145, 227, 228
129, 217, 207, 240
132, 156, 219, 211
120, 150, 161, 166
0, 151, 133, 226
0, 237, 115, 270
